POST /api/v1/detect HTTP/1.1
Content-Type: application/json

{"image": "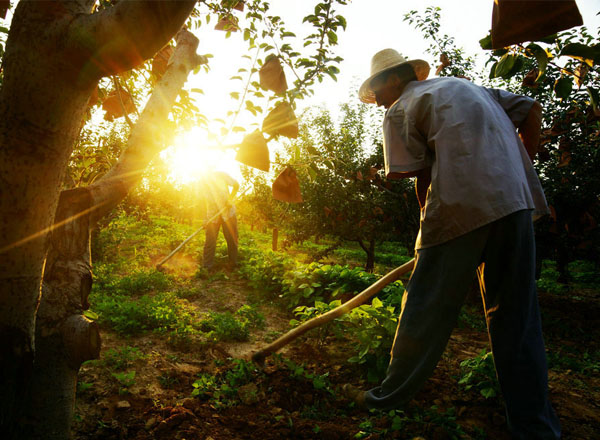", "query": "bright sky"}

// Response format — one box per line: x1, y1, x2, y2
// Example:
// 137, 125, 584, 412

164, 0, 599, 185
